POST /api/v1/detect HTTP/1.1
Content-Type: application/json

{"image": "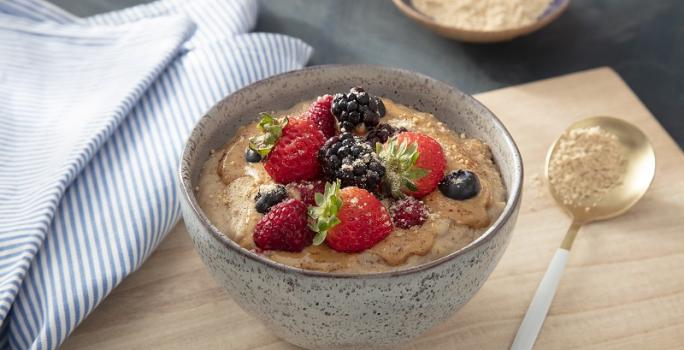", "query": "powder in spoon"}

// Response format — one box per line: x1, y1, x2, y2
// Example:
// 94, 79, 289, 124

547, 126, 625, 209
412, 0, 551, 31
